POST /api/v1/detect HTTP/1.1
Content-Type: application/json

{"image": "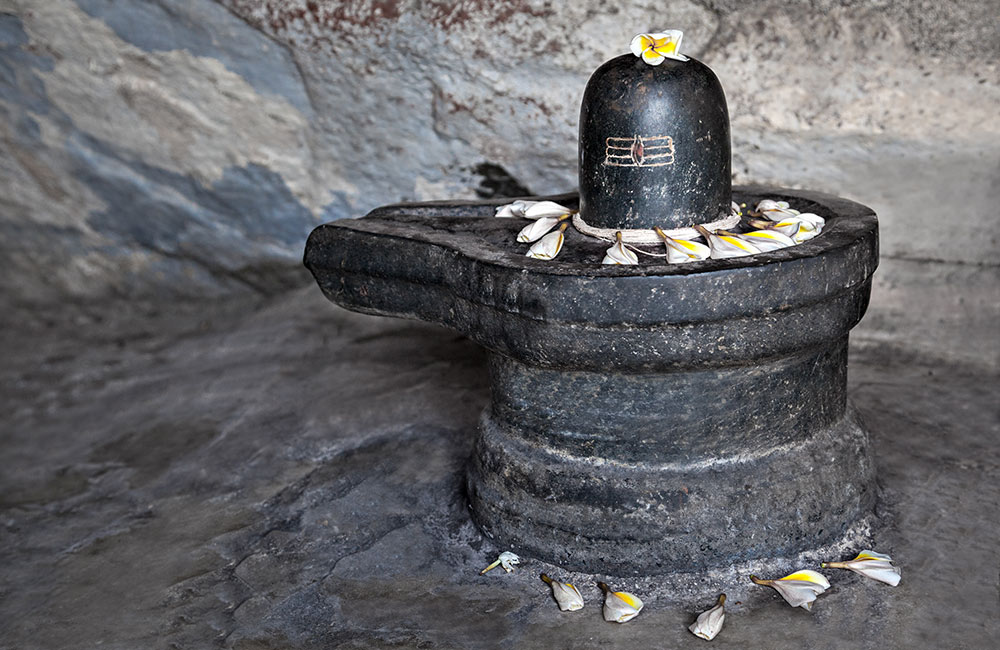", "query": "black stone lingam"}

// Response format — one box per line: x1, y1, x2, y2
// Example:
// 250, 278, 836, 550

304, 47, 879, 577
579, 54, 730, 229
